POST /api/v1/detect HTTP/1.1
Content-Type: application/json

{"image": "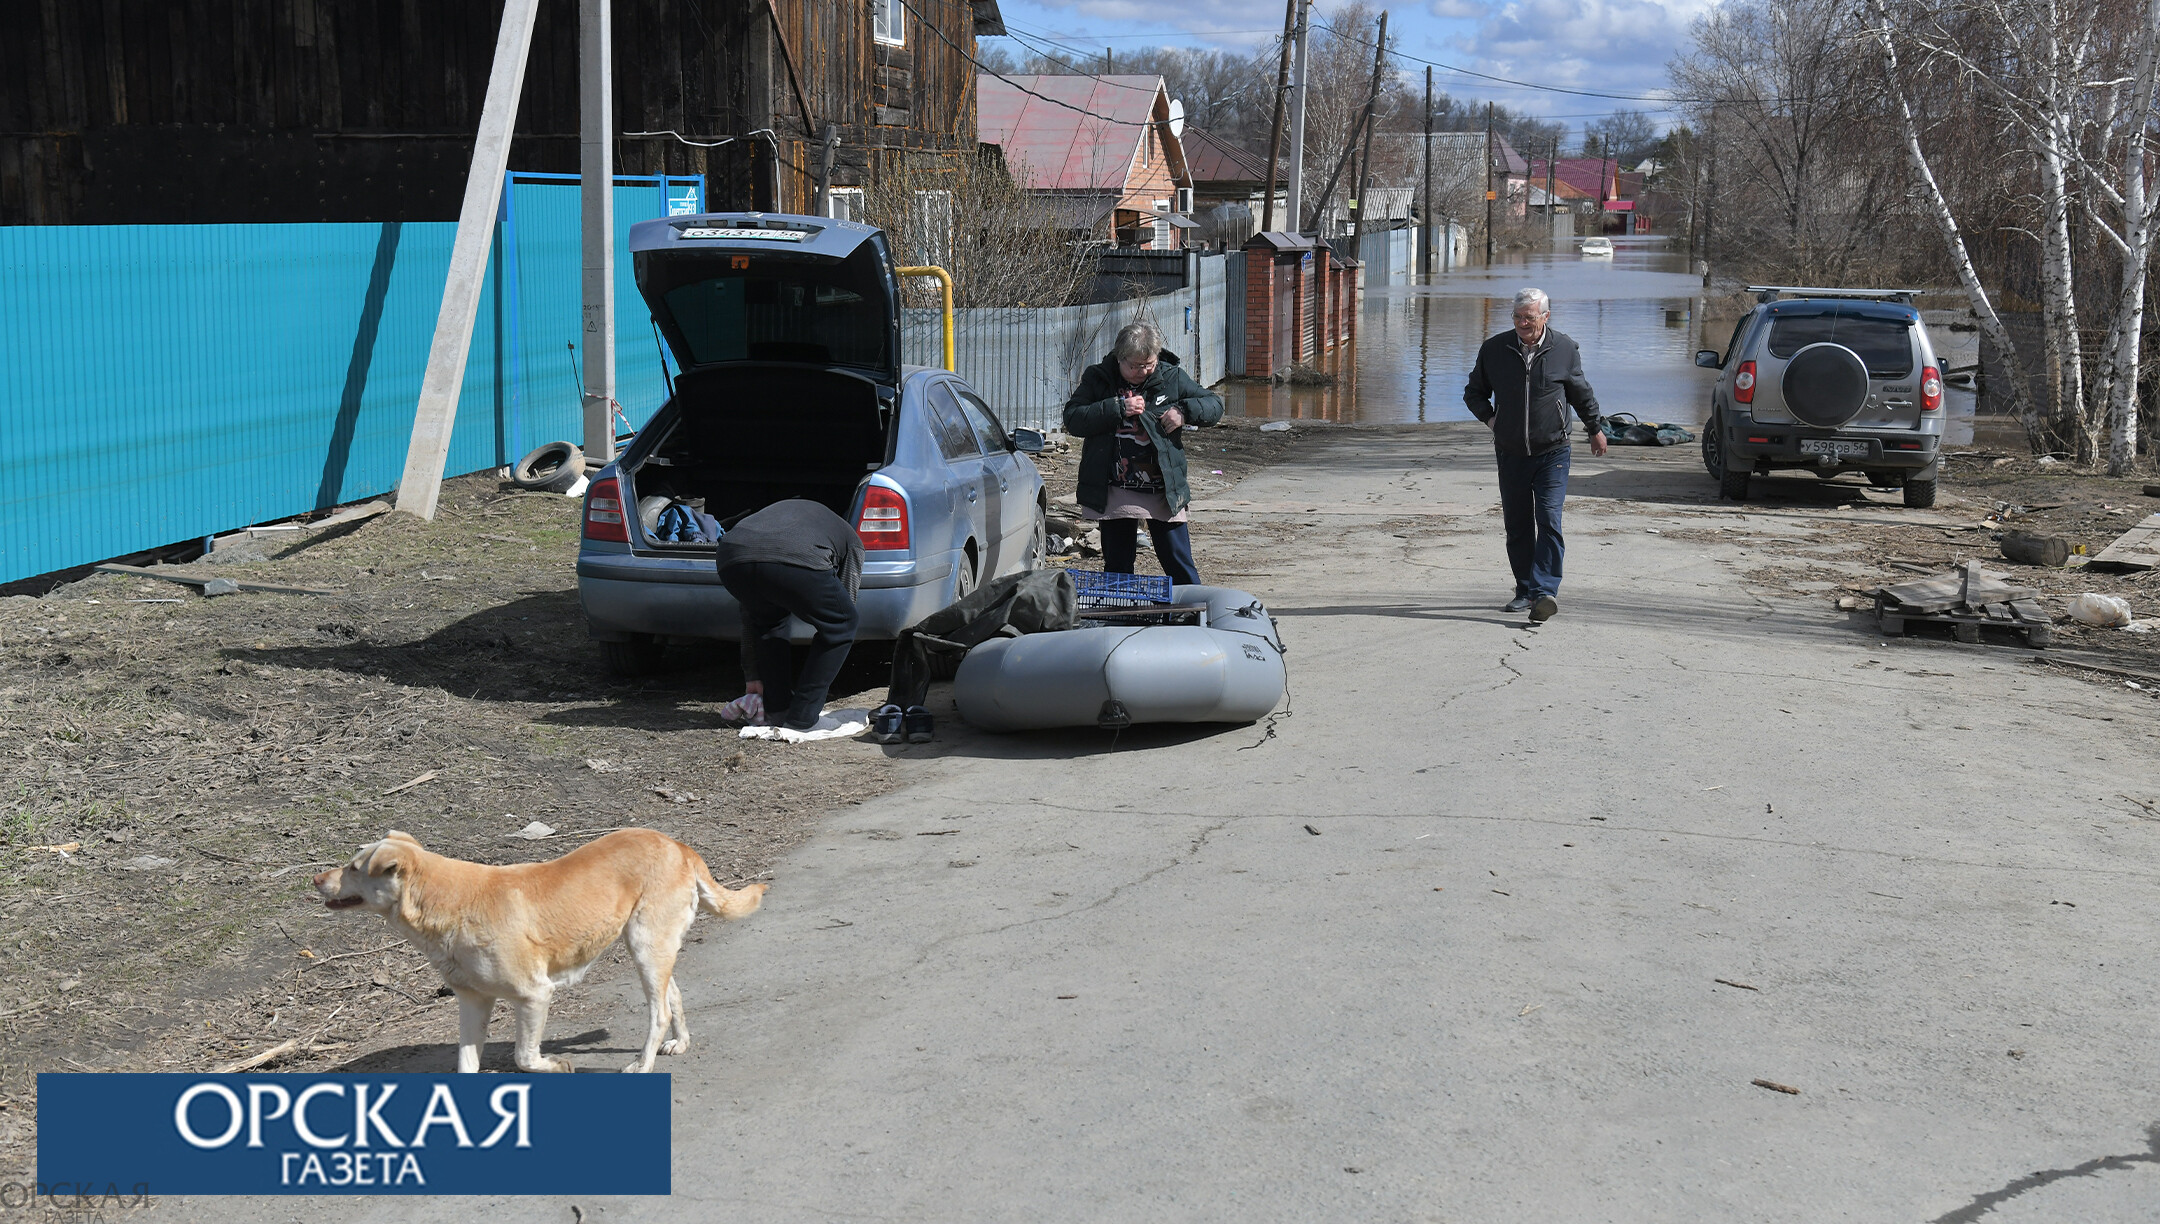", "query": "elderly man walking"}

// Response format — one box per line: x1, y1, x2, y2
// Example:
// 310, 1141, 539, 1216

1463, 288, 1607, 622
